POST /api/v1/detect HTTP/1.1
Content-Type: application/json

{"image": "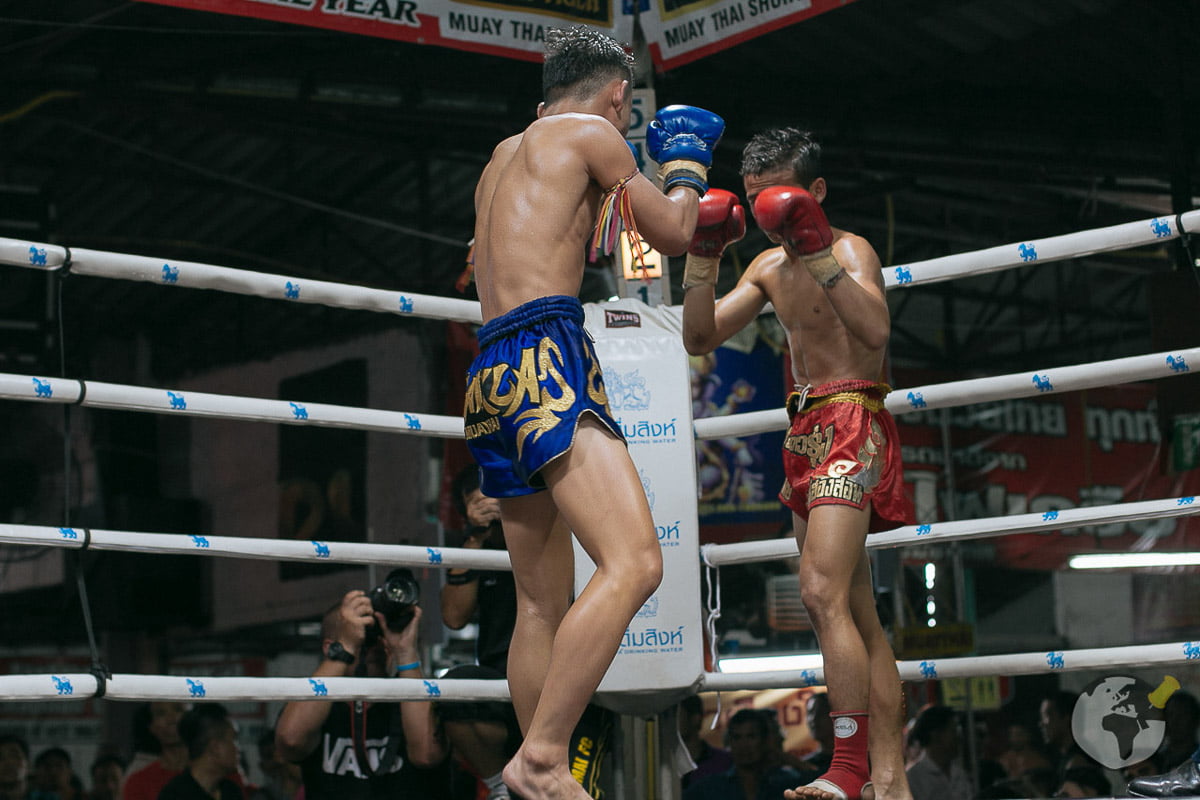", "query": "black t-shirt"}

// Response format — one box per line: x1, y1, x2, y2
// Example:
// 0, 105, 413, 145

475, 567, 516, 674
299, 701, 447, 800
157, 770, 241, 800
